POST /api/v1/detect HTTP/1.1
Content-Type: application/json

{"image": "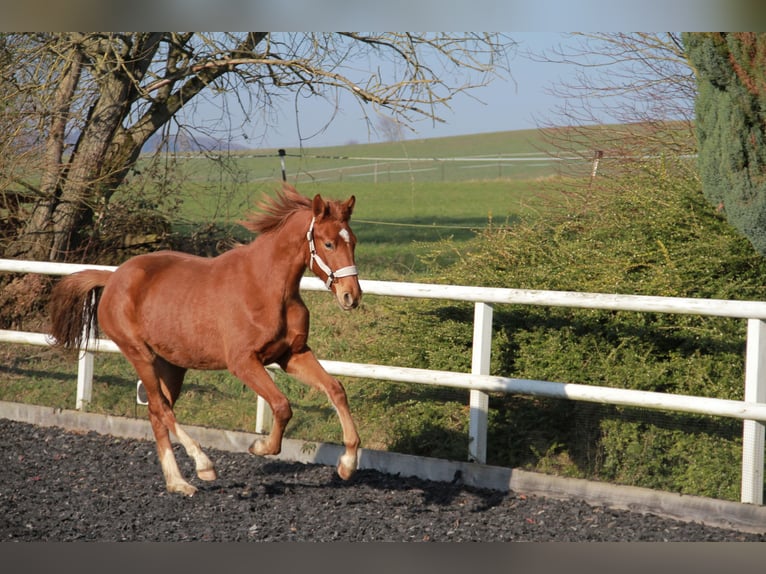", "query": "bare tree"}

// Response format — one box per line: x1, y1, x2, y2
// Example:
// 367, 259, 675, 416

528, 33, 698, 181
377, 114, 405, 142
0, 32, 512, 262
